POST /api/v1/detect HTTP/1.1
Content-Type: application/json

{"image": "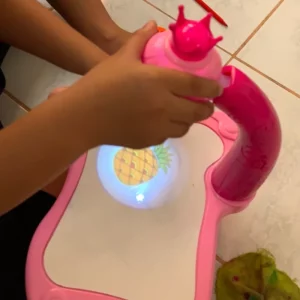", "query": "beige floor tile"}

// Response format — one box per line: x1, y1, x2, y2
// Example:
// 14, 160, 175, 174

146, 0, 279, 53
104, 0, 230, 63
1, 9, 80, 109
0, 93, 27, 126
103, 0, 175, 32
2, 48, 80, 109
217, 60, 300, 282
238, 0, 300, 95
